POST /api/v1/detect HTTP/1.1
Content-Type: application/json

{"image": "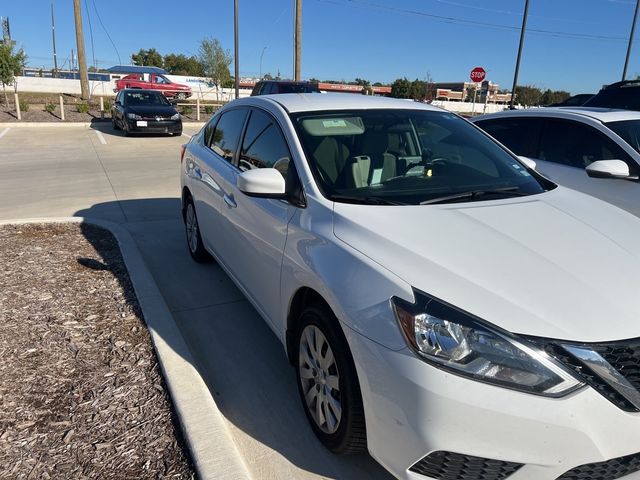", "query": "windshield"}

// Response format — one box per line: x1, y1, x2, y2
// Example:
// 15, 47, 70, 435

124, 91, 170, 106
607, 120, 640, 154
291, 109, 550, 205
279, 83, 320, 94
